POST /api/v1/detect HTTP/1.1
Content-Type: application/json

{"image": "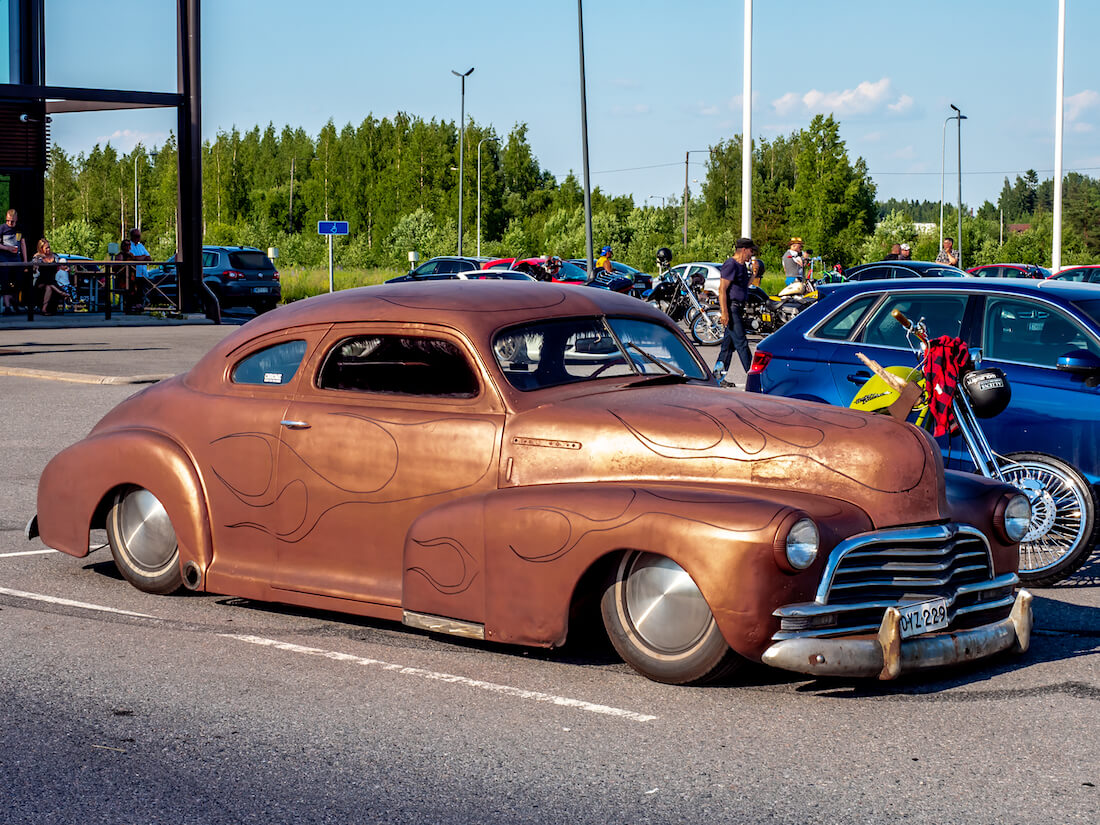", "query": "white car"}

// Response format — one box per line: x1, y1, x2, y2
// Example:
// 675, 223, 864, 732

665, 262, 725, 298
